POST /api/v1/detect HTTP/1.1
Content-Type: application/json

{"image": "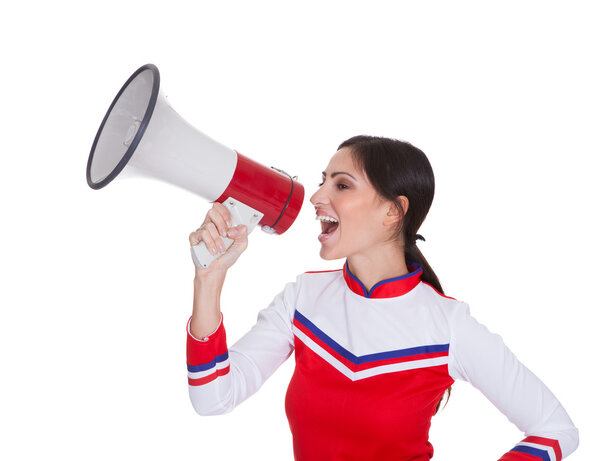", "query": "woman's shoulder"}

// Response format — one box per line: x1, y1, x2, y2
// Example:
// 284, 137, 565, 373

298, 267, 344, 284
286, 267, 345, 301
302, 268, 343, 275
282, 267, 344, 296
416, 281, 471, 324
